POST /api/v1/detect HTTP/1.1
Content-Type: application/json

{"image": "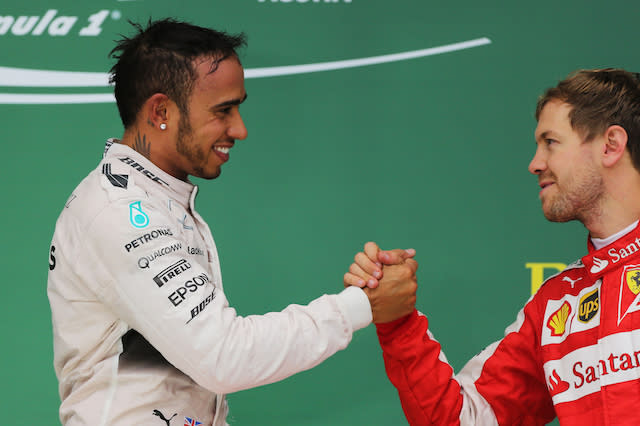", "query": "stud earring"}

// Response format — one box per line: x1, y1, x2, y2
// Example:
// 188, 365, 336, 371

160, 123, 167, 130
